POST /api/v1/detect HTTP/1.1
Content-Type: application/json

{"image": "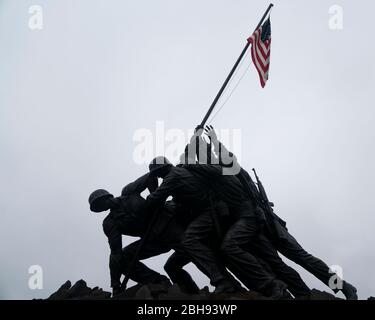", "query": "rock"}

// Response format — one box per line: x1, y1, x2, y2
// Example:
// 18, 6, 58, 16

135, 286, 153, 300
159, 284, 197, 300
308, 289, 342, 300
112, 284, 143, 300
147, 282, 170, 299
47, 280, 110, 300
46, 280, 363, 301
79, 287, 112, 300
209, 290, 269, 300
66, 279, 91, 299
47, 280, 72, 300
